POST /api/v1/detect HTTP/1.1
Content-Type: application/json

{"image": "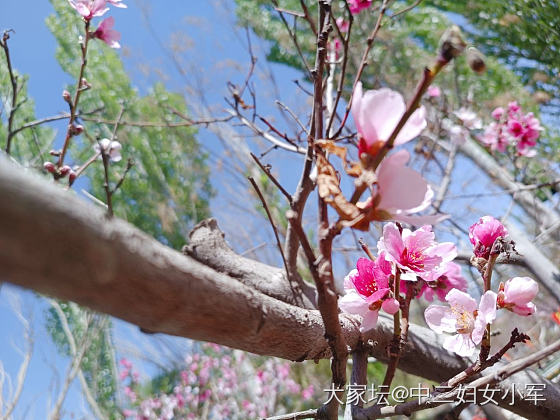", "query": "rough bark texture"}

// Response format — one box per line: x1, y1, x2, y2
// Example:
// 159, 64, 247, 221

184, 218, 317, 309
0, 155, 559, 418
